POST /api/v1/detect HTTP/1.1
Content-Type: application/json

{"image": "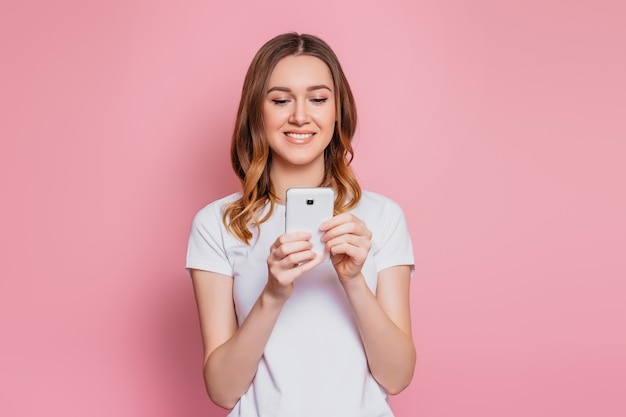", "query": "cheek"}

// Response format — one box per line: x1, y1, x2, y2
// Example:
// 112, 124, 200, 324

262, 110, 276, 131
325, 103, 337, 125
261, 104, 271, 121
311, 105, 336, 126
263, 107, 287, 129
323, 109, 337, 128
